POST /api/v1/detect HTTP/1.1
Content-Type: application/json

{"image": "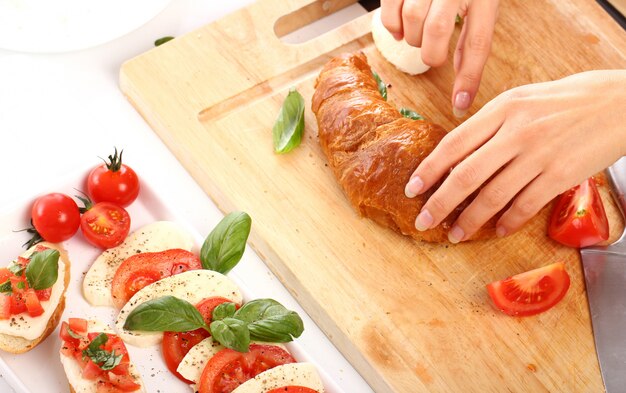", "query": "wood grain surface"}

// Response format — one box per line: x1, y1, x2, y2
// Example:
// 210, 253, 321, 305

119, 0, 626, 391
